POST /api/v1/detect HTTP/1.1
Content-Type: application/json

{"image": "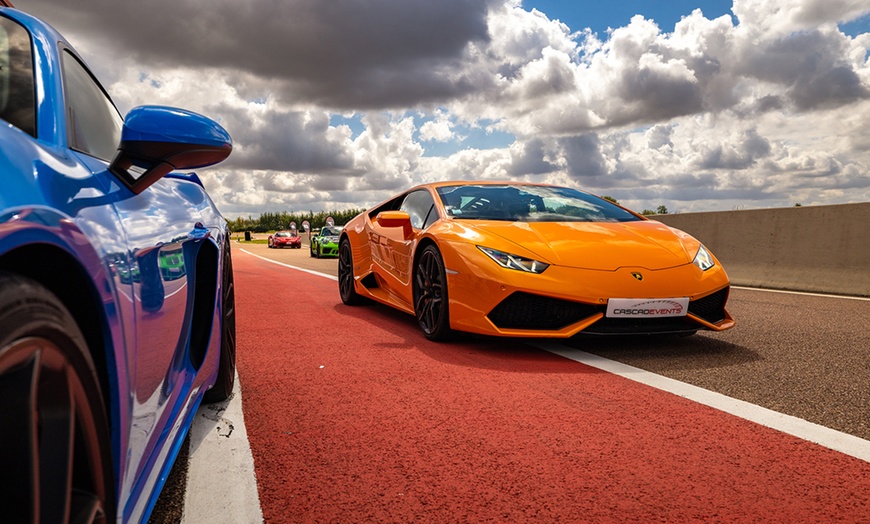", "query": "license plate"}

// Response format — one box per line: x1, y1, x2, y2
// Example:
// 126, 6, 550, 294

606, 297, 690, 318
